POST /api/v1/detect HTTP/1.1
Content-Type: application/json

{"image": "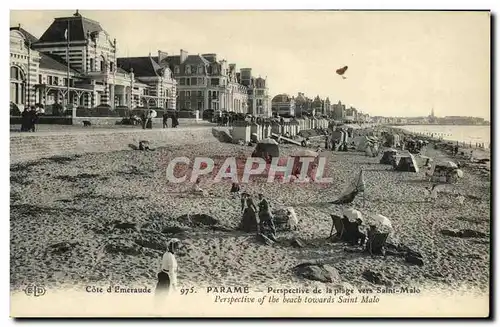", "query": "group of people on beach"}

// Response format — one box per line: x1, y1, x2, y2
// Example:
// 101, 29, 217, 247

20, 106, 44, 132
140, 110, 179, 130
230, 182, 277, 237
